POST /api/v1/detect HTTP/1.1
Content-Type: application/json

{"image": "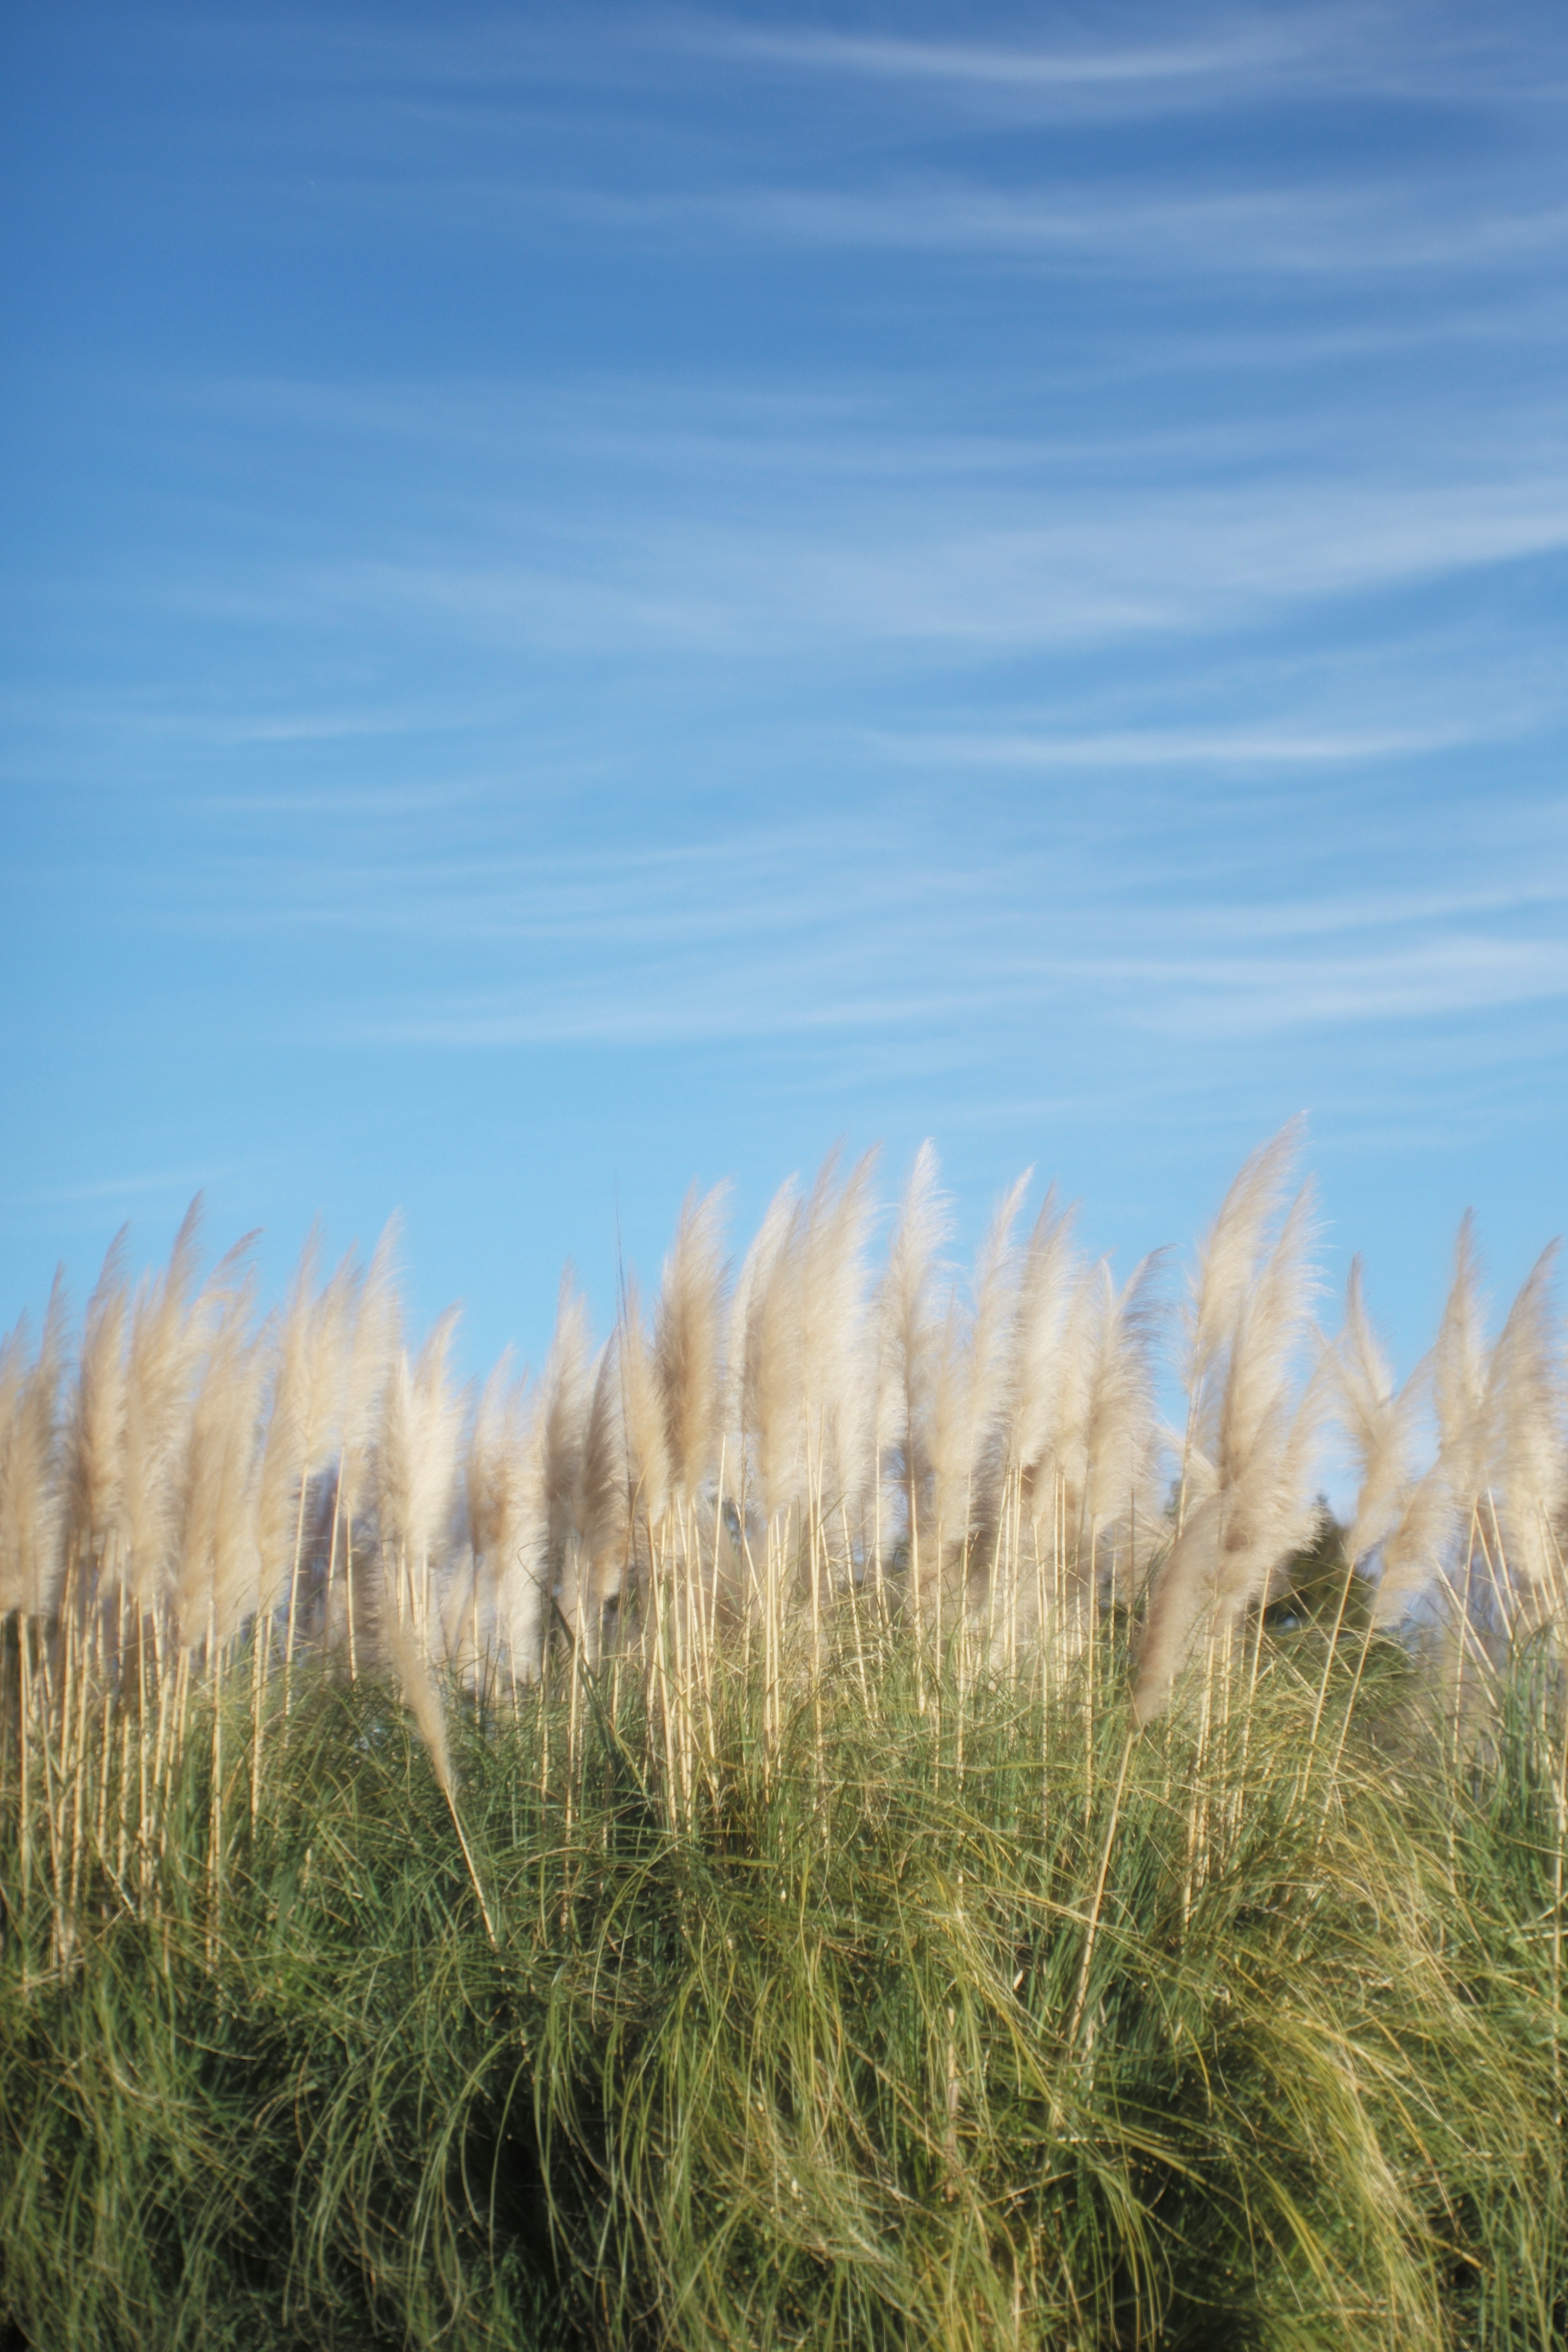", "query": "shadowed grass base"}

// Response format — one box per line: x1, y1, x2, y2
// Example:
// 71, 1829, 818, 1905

4, 1625, 1568, 2349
